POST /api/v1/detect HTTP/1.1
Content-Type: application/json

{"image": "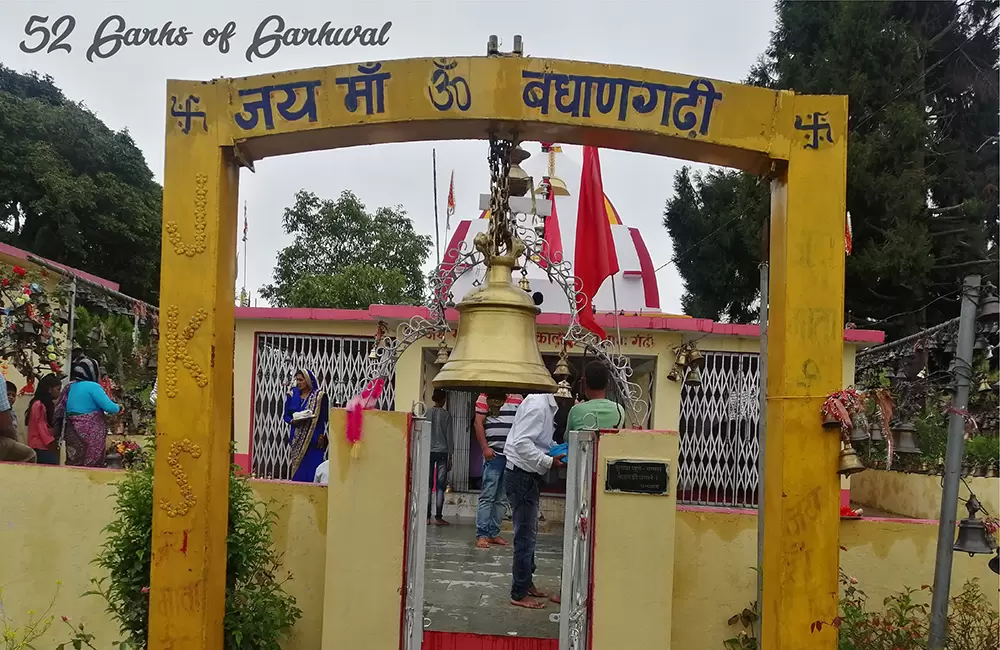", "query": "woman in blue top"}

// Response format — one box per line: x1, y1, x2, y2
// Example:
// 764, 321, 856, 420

283, 368, 329, 482
54, 357, 121, 467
